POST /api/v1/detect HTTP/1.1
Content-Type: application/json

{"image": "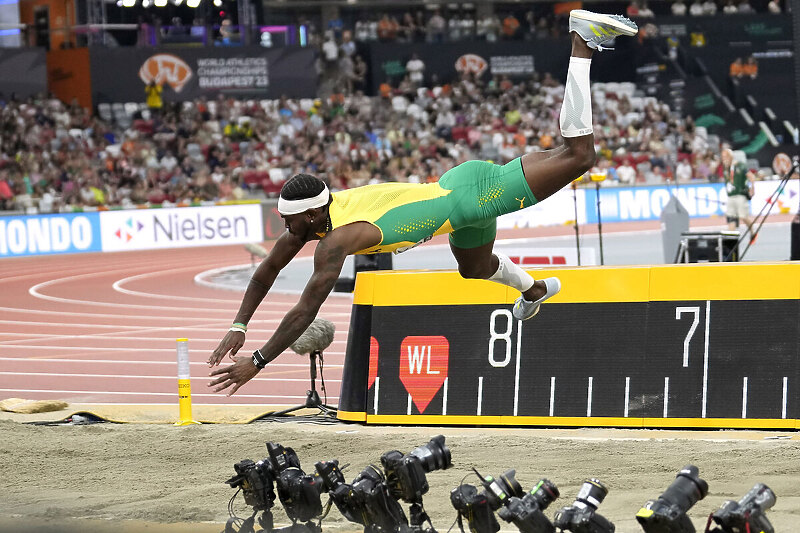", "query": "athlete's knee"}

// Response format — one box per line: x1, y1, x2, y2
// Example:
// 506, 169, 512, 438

568, 140, 596, 173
